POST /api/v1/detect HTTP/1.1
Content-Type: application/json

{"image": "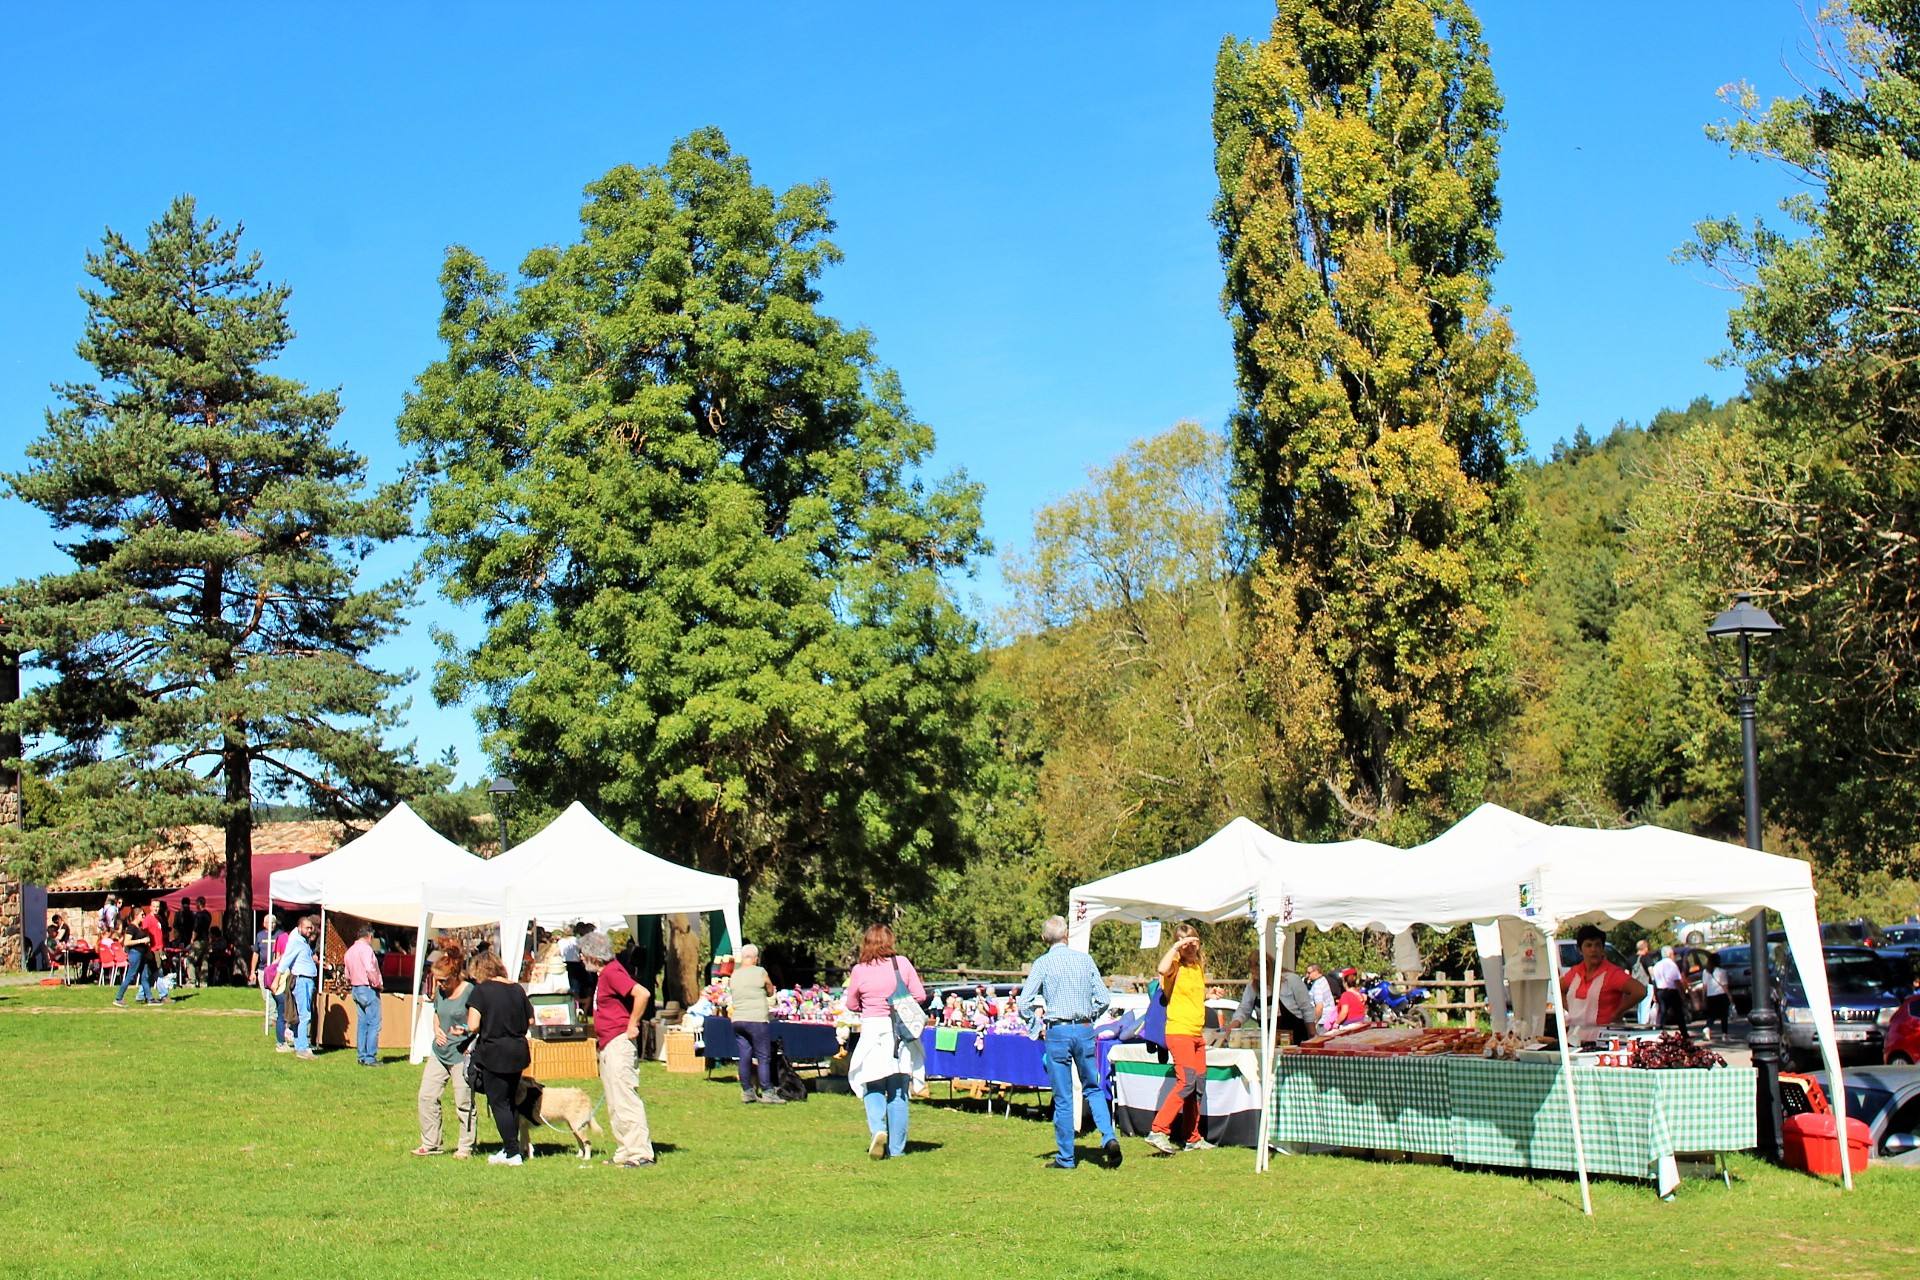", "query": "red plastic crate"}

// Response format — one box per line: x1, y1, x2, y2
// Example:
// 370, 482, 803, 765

1783, 1111, 1871, 1175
